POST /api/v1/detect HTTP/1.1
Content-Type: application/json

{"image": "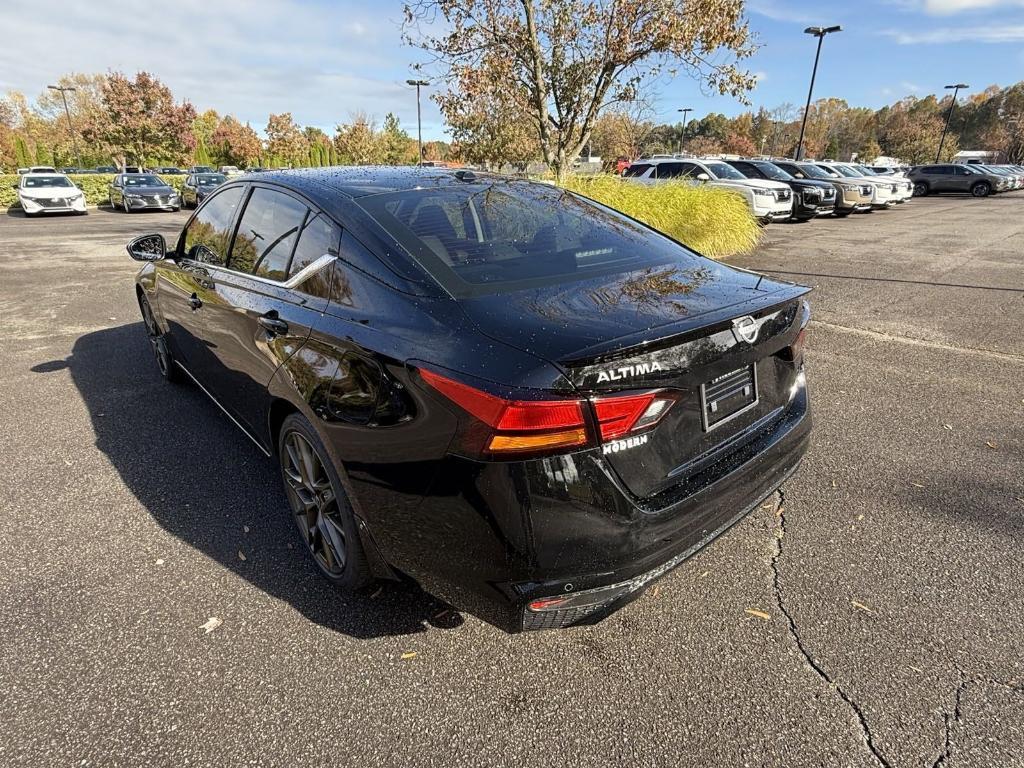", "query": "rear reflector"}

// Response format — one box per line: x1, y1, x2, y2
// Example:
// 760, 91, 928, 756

488, 428, 588, 454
